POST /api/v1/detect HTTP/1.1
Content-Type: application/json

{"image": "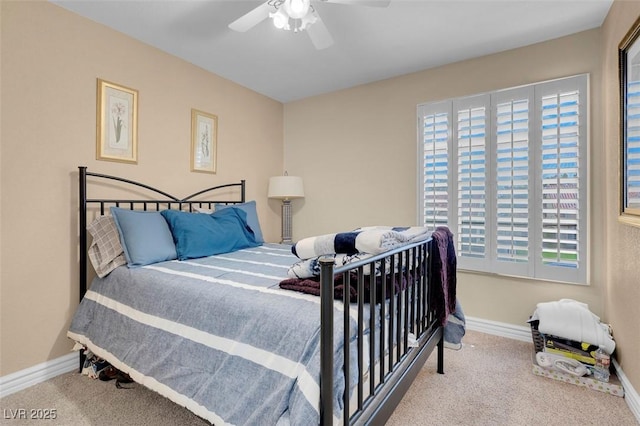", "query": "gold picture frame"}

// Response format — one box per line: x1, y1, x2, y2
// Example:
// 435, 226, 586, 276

619, 16, 640, 227
96, 79, 138, 164
191, 109, 217, 174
